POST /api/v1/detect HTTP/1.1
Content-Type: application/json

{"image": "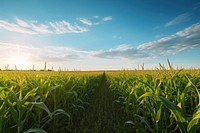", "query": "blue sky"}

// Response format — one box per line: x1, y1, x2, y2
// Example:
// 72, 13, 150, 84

0, 0, 200, 70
